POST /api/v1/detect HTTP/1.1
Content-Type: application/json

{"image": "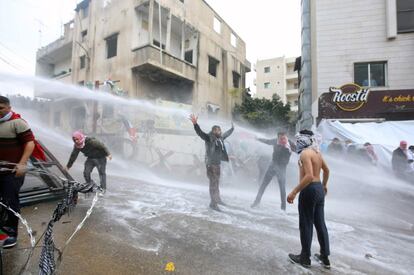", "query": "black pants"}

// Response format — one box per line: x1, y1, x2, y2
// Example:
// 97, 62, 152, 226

0, 173, 25, 237
298, 182, 330, 258
84, 158, 107, 189
206, 164, 221, 206
253, 162, 287, 210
